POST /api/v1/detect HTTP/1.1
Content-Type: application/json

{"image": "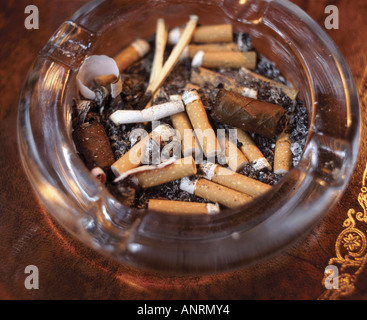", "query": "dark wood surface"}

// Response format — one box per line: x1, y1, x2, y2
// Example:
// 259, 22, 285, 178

0, 0, 366, 300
